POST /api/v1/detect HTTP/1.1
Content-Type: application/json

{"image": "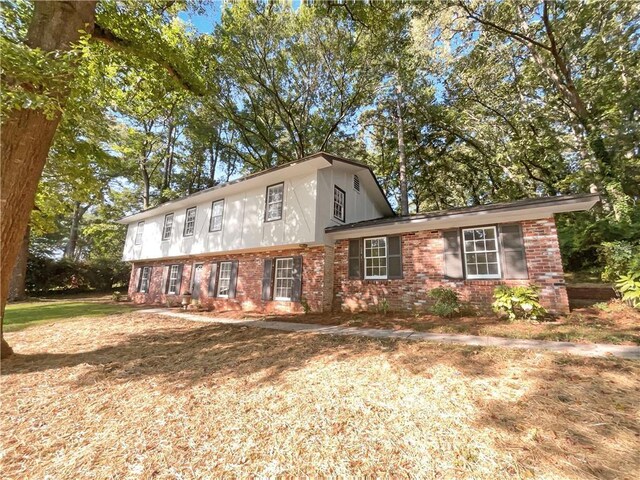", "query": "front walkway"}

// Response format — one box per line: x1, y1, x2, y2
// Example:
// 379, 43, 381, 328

140, 308, 640, 360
